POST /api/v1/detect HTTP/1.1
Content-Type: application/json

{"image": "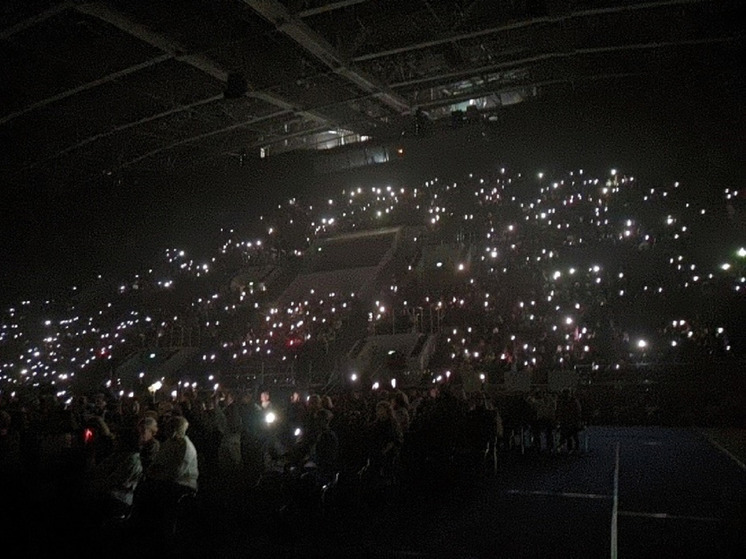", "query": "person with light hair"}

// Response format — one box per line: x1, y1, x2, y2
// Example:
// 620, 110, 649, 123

133, 414, 198, 544
146, 415, 199, 492
137, 415, 160, 474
